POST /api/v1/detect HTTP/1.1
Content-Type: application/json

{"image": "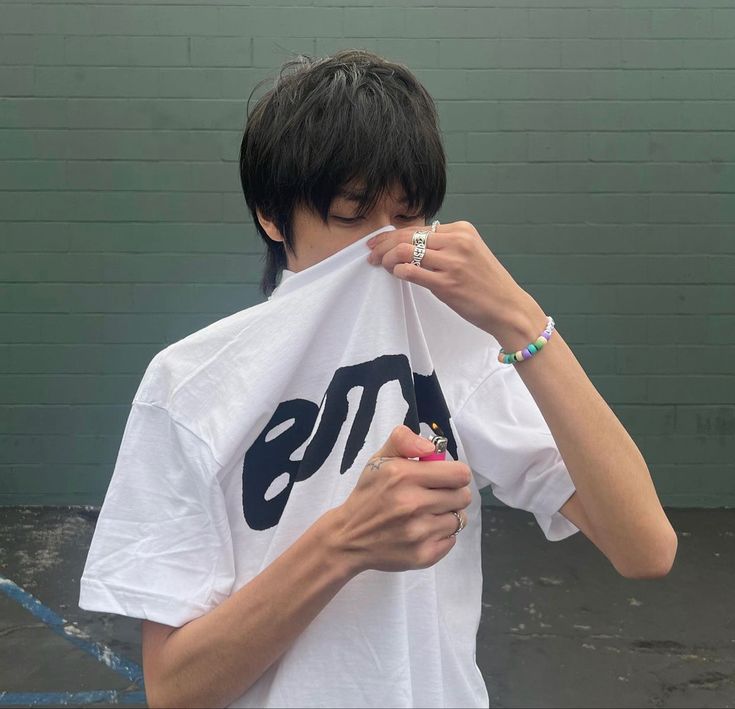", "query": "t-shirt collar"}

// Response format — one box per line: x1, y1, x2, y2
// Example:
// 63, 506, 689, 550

271, 224, 397, 299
